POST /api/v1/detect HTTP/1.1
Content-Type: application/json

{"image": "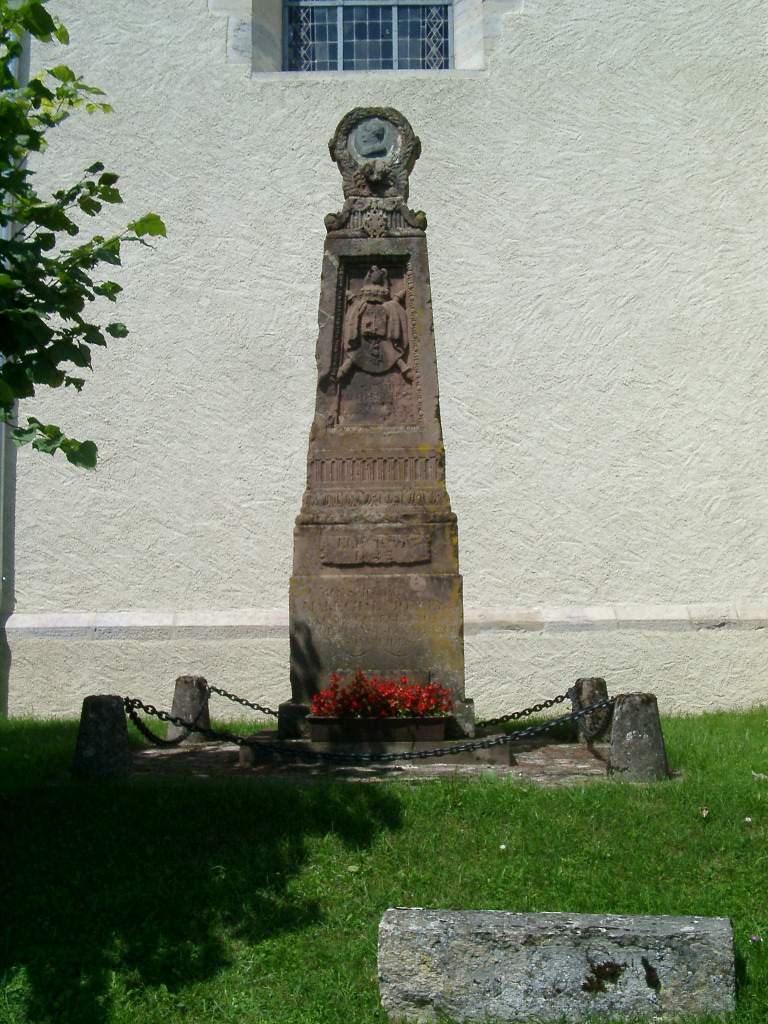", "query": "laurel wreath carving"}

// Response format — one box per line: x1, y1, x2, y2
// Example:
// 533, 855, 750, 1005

328, 107, 422, 203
